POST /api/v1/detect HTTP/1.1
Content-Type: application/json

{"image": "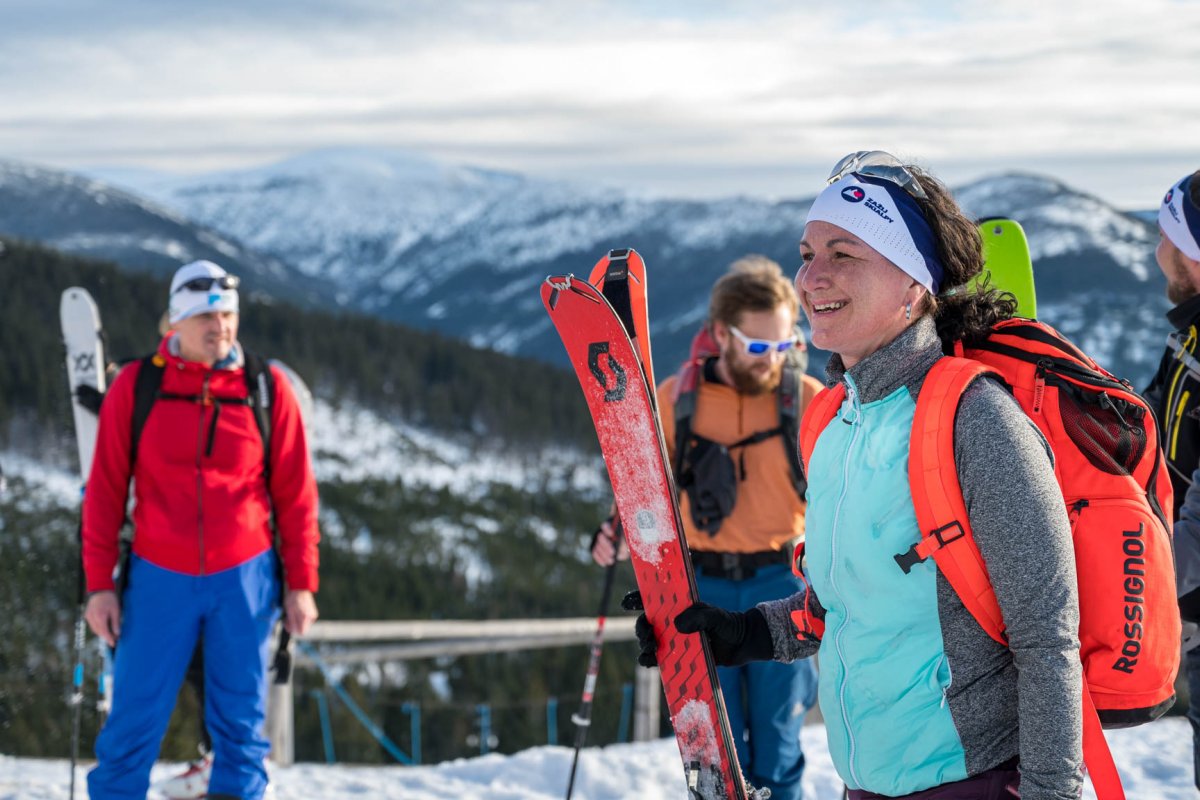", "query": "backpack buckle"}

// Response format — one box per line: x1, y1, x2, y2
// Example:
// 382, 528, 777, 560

720, 552, 747, 581
894, 521, 965, 574
931, 520, 966, 546
893, 545, 925, 574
